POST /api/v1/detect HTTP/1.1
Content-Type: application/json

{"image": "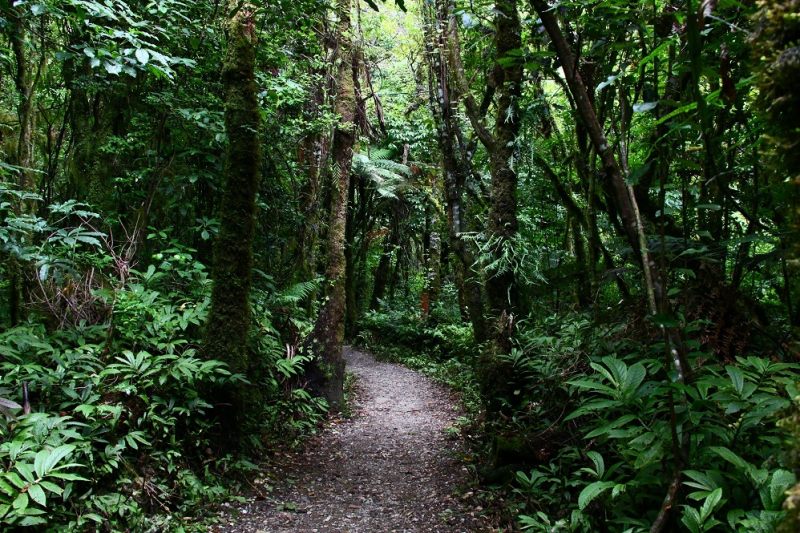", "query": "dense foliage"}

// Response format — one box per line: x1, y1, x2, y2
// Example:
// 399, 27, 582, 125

0, 0, 797, 530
